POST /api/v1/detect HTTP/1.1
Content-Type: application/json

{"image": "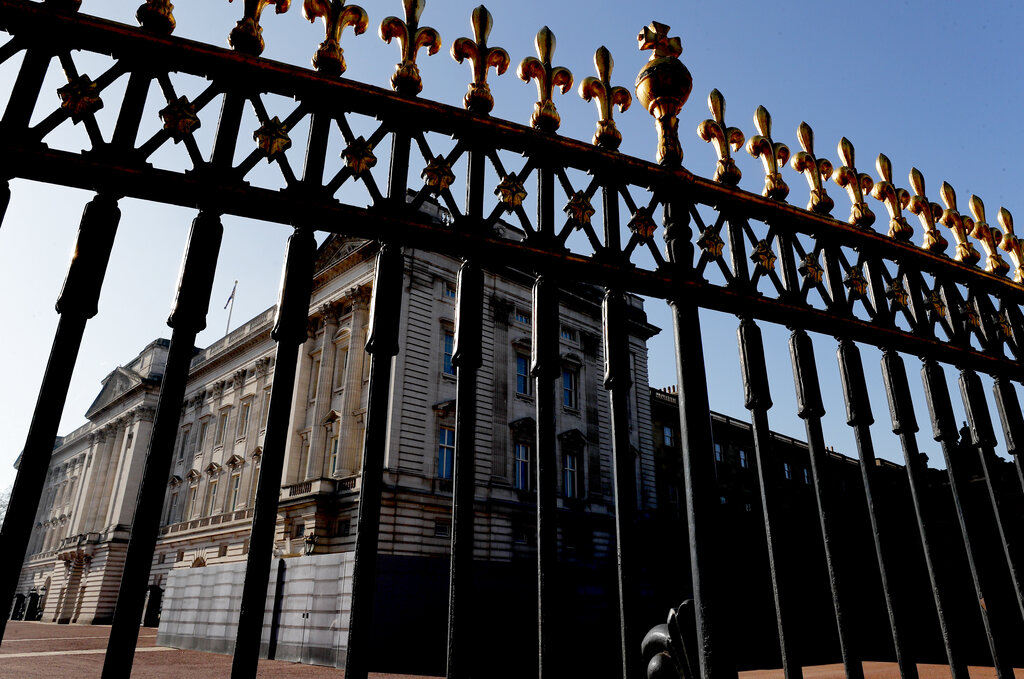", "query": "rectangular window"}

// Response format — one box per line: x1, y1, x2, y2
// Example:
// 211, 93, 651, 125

562, 368, 578, 409
560, 326, 578, 342
237, 401, 251, 438
187, 486, 198, 518
216, 411, 229, 446
177, 429, 190, 461
803, 468, 811, 484
309, 358, 321, 400
516, 355, 531, 395
739, 449, 749, 468
437, 426, 455, 480
563, 452, 579, 499
334, 345, 348, 389
784, 462, 792, 480
329, 436, 340, 475
663, 425, 674, 448
250, 466, 261, 504
443, 332, 456, 376
167, 492, 179, 524
261, 389, 272, 427
197, 420, 209, 454
514, 443, 531, 491
434, 520, 451, 537
205, 479, 219, 516
515, 308, 530, 325
229, 473, 241, 510
443, 281, 457, 299
714, 443, 723, 462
